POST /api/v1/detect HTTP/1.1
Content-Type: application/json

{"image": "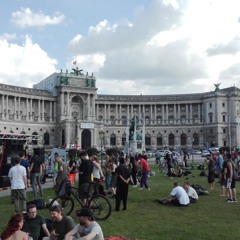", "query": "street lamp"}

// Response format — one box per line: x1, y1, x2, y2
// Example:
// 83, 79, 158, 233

99, 130, 105, 166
